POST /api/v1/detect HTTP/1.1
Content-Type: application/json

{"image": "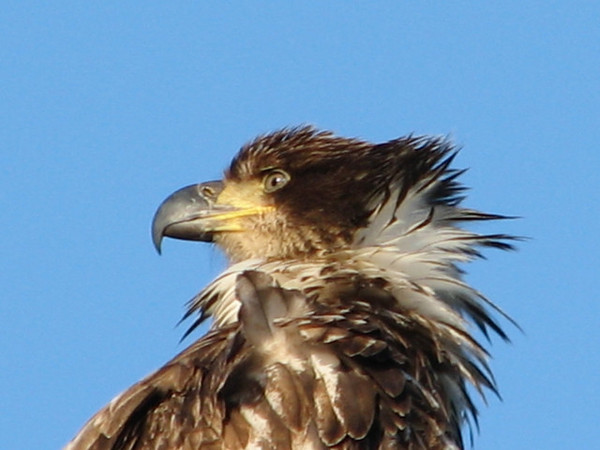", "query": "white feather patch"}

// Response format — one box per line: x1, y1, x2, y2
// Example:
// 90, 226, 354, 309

191, 175, 503, 355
